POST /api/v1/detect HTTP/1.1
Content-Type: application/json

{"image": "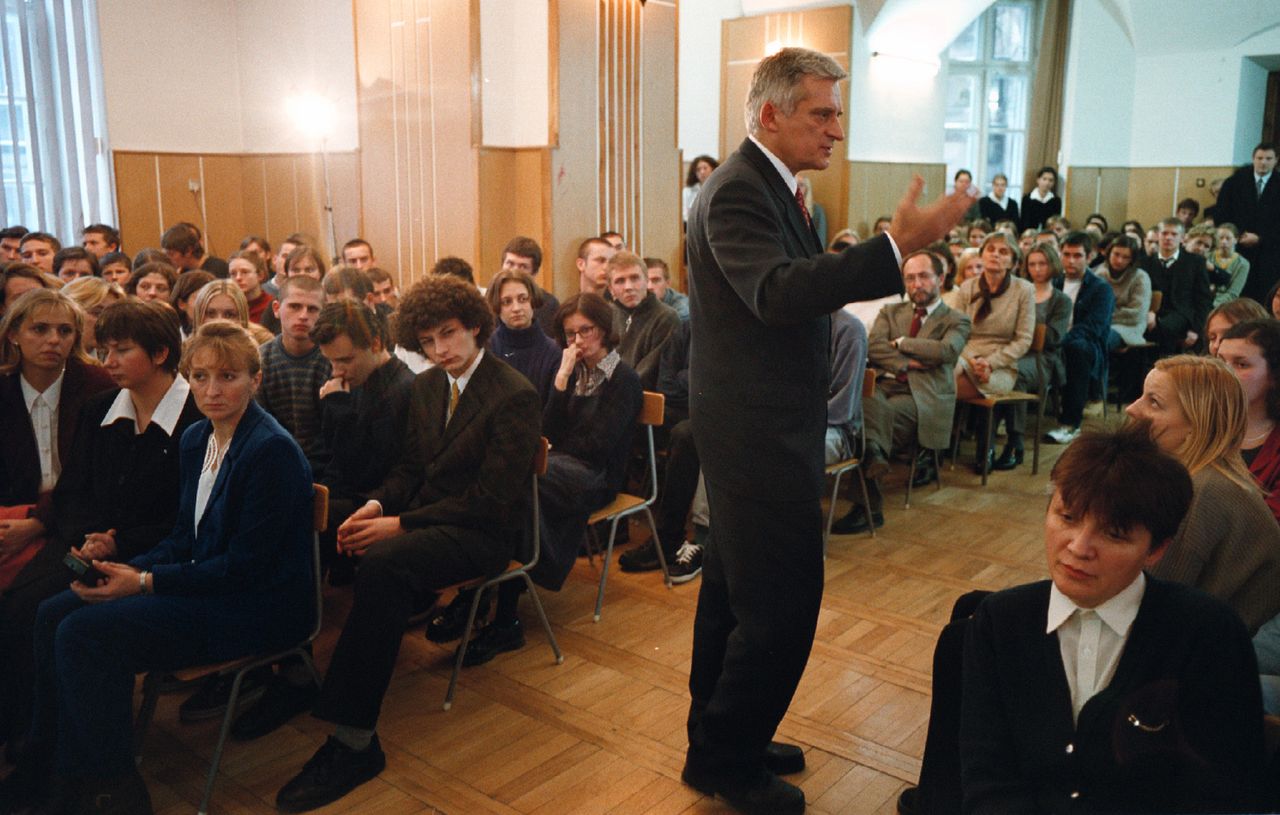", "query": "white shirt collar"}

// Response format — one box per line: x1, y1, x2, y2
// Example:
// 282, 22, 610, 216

749, 135, 798, 196
989, 193, 1006, 205
1046, 571, 1146, 638
1256, 171, 1272, 185
20, 369, 64, 413
1028, 188, 1055, 203
100, 374, 191, 436
922, 297, 944, 317
446, 348, 485, 396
